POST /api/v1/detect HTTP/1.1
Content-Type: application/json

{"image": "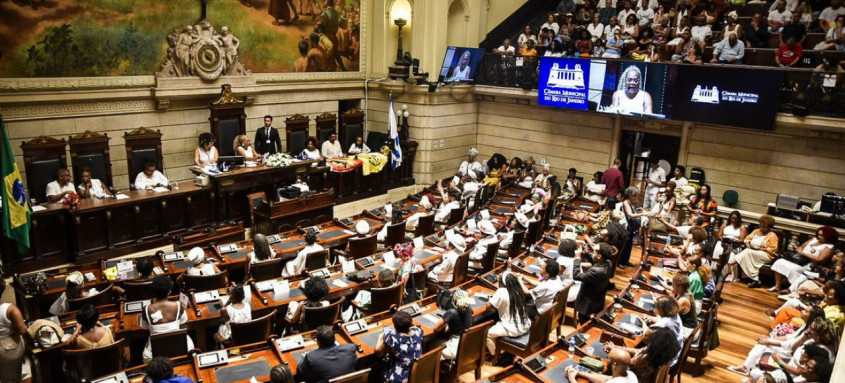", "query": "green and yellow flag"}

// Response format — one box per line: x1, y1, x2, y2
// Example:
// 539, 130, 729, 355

1, 116, 30, 254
